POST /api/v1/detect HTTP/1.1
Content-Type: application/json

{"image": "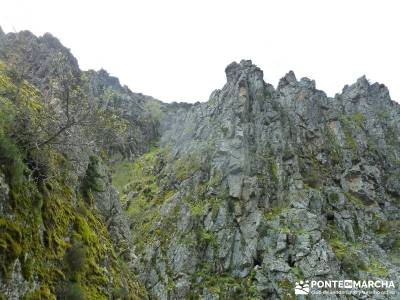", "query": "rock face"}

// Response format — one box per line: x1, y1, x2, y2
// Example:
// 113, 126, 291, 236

85, 69, 161, 159
0, 30, 152, 299
1, 26, 400, 299
119, 60, 400, 299
0, 30, 160, 160
0, 30, 80, 92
